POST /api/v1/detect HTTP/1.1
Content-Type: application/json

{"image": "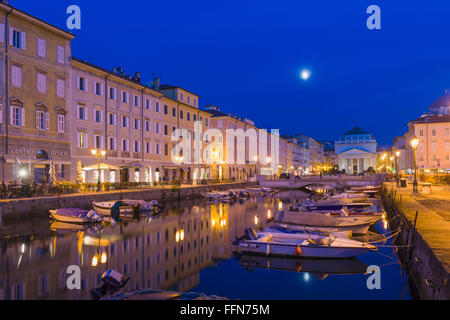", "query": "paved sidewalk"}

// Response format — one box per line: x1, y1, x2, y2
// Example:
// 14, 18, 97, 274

386, 182, 450, 273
